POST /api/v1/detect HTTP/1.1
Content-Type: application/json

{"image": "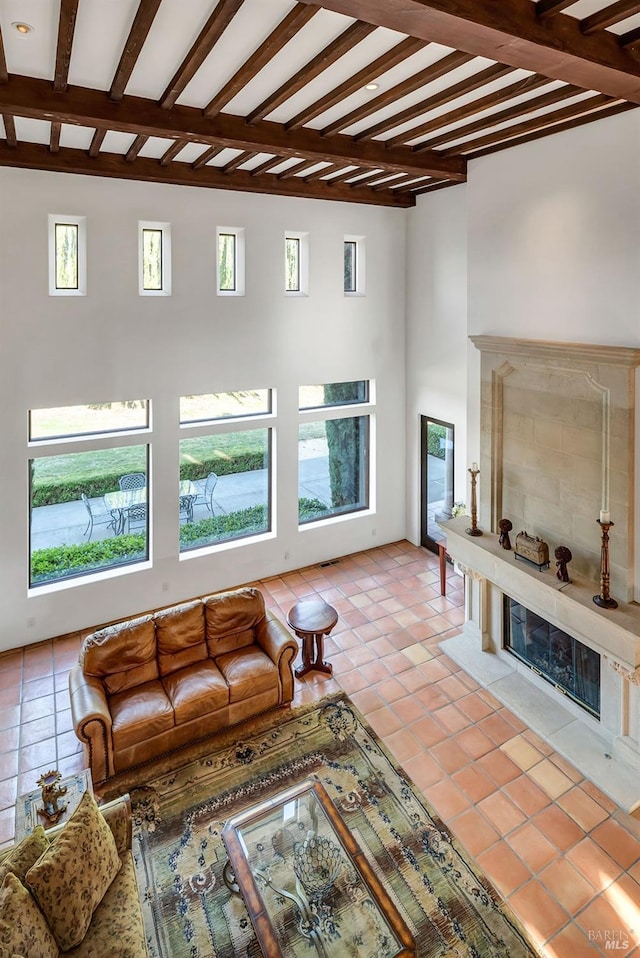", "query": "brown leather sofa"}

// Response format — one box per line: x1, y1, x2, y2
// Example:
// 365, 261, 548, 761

69, 587, 298, 783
